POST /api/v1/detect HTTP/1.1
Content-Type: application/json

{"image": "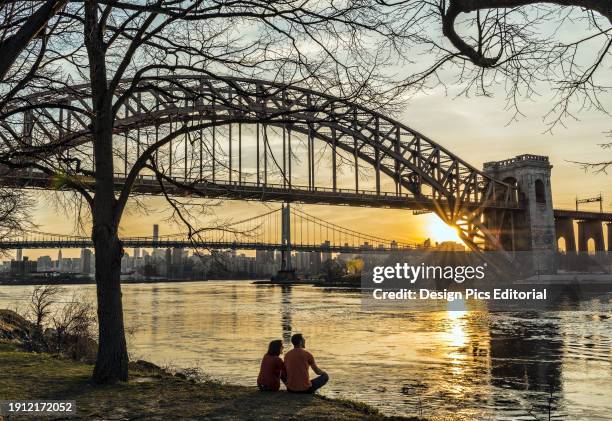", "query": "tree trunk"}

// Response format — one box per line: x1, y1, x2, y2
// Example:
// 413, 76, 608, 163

90, 114, 129, 382
84, 0, 129, 384
90, 111, 129, 383
92, 228, 128, 383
